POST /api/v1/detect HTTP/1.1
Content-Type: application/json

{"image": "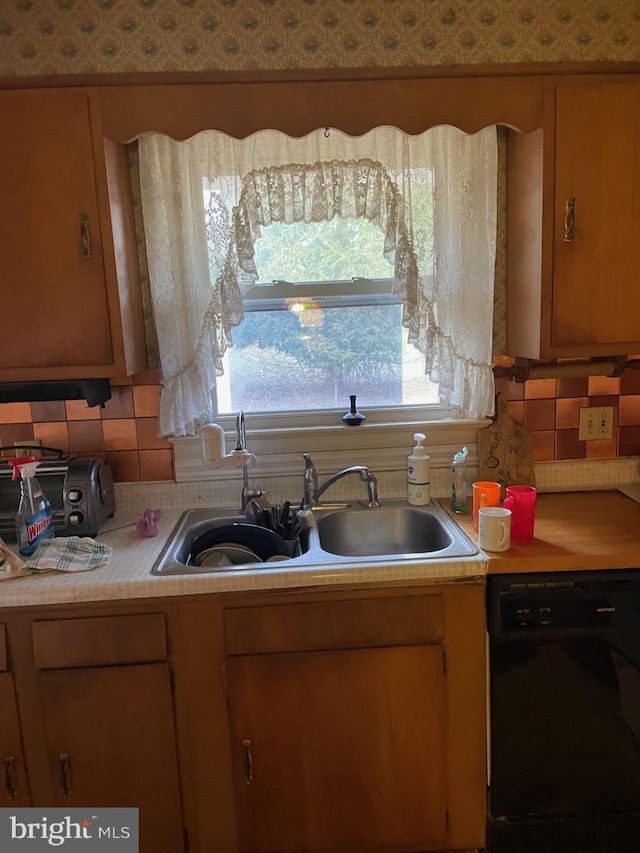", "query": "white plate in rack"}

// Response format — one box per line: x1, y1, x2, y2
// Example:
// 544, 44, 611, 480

195, 543, 262, 567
